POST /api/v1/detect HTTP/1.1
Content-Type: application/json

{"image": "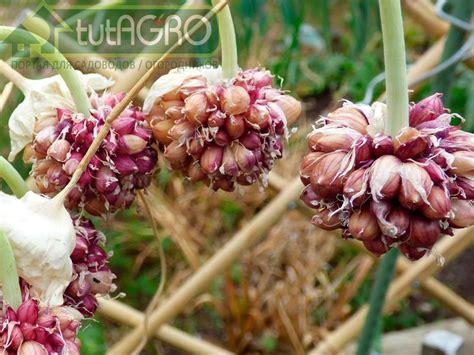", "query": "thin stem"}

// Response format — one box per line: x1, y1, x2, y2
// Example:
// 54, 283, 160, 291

0, 60, 29, 92
134, 191, 167, 353
0, 230, 22, 310
379, 0, 409, 136
0, 156, 28, 198
0, 26, 90, 116
357, 1, 409, 353
53, 0, 230, 205
356, 248, 399, 355
212, 0, 239, 78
